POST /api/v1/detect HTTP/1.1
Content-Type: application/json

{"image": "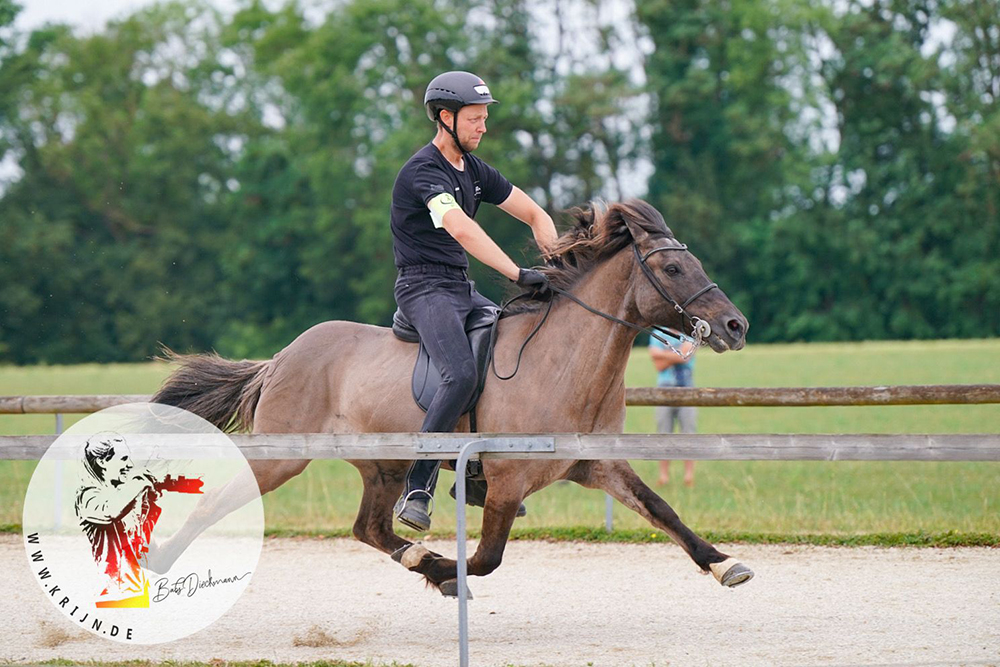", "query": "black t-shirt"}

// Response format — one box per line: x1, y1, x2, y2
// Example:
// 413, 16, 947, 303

391, 143, 513, 269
